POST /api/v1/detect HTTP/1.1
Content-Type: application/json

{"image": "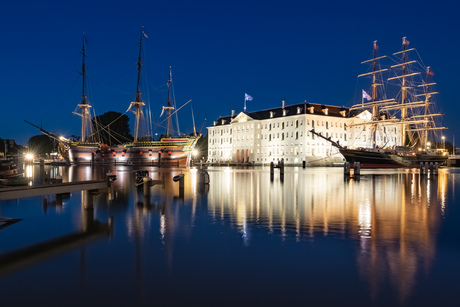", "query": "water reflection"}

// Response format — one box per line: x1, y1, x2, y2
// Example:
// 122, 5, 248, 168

0, 165, 452, 305
206, 168, 447, 303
